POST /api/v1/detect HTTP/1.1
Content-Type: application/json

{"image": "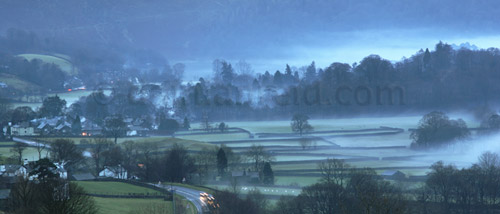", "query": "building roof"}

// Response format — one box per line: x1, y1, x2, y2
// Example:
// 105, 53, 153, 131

72, 173, 96, 181
12, 122, 31, 128
37, 122, 50, 129
55, 122, 71, 131
82, 121, 102, 131
1, 165, 25, 174
102, 165, 127, 174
